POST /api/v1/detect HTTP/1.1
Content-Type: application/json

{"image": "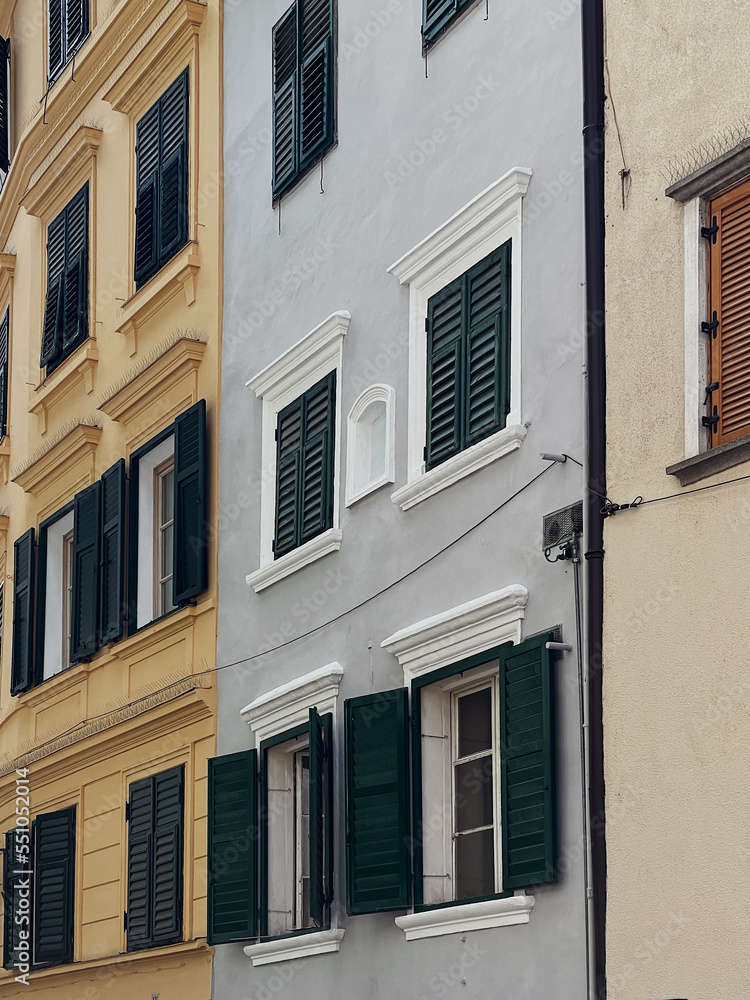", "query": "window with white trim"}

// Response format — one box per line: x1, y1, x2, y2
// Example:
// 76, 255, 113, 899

345, 384, 395, 506
41, 508, 74, 681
